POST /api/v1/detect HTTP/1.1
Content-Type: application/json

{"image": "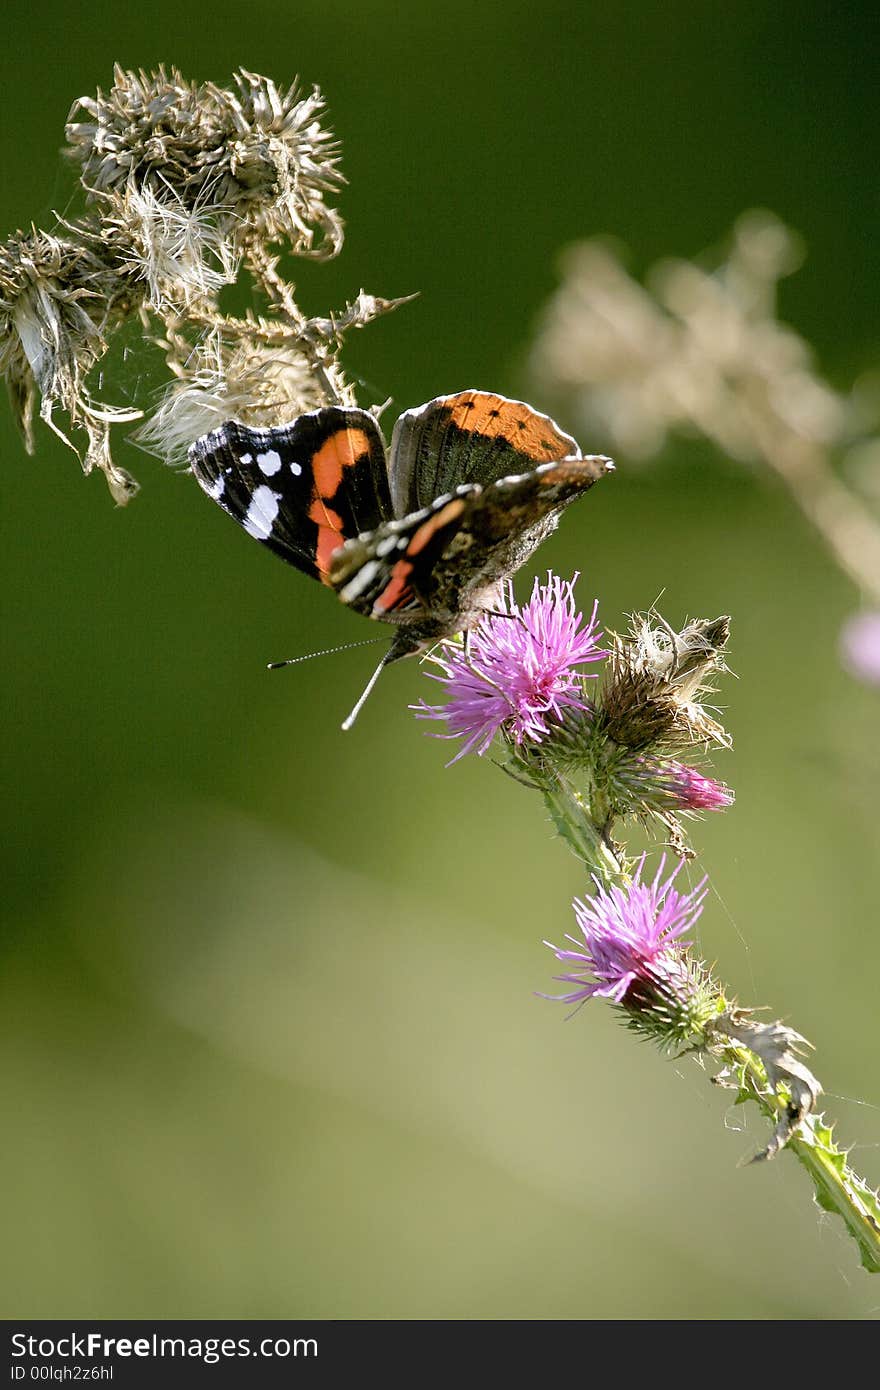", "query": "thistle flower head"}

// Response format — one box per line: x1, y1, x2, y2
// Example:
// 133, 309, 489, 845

545, 854, 707, 1006
664, 761, 734, 810
413, 573, 606, 761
